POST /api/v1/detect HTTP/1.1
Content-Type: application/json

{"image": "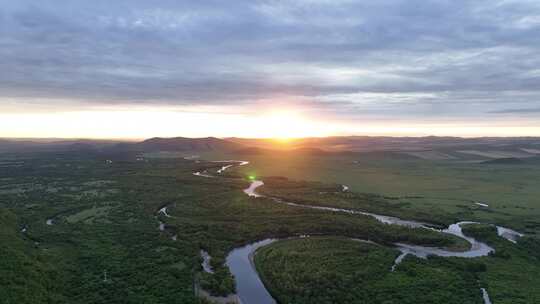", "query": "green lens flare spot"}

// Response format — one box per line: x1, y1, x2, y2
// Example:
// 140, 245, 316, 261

248, 175, 256, 180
